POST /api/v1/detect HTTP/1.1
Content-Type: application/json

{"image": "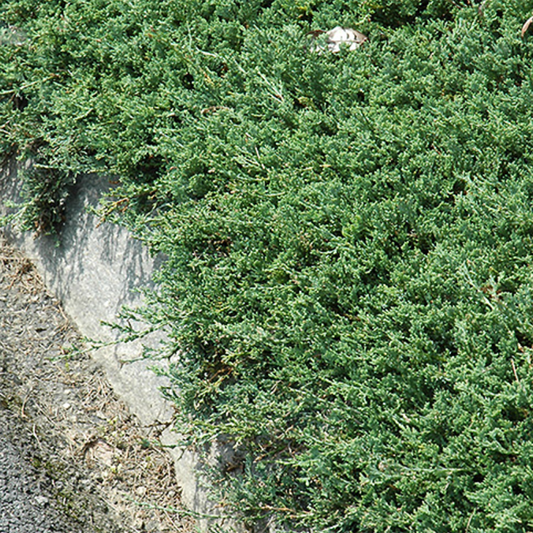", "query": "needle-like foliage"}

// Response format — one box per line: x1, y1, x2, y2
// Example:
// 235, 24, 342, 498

3, 1, 533, 531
